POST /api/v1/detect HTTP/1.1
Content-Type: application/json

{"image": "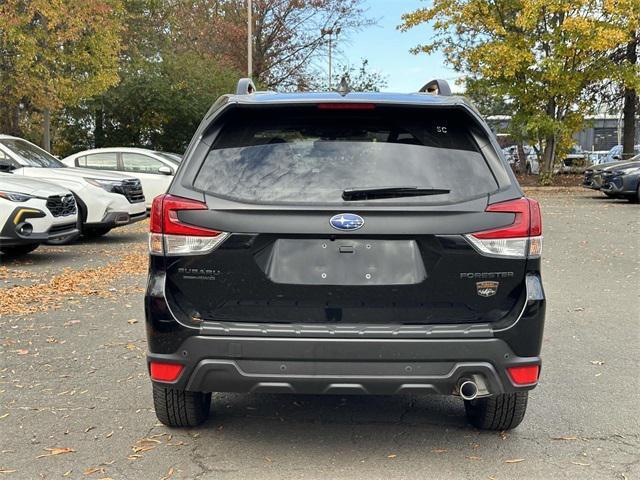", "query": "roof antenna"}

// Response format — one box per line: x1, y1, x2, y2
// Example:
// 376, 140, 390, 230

337, 76, 350, 96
